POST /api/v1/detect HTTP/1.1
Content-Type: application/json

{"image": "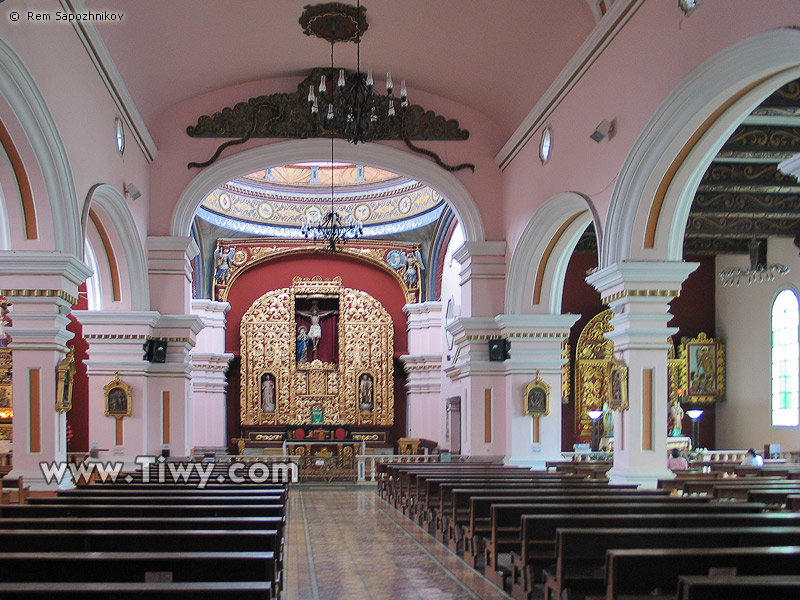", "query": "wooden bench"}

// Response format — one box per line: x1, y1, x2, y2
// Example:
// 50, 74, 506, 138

677, 574, 800, 600
0, 581, 275, 599
509, 512, 800, 600
443, 486, 660, 546
714, 481, 800, 501
0, 504, 287, 519
543, 526, 800, 600
682, 476, 787, 495
0, 476, 29, 504
606, 546, 800, 600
